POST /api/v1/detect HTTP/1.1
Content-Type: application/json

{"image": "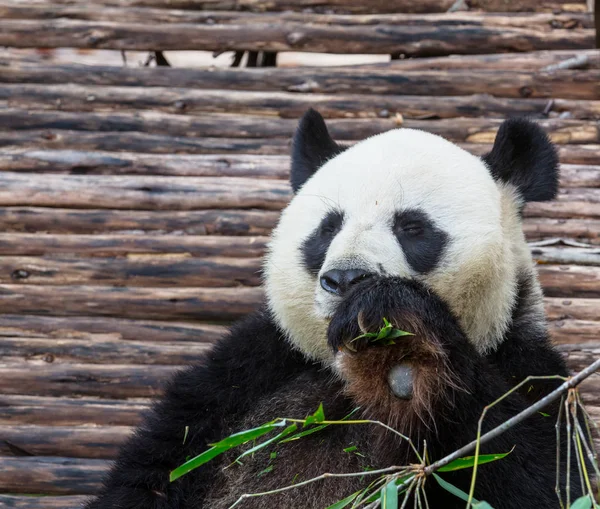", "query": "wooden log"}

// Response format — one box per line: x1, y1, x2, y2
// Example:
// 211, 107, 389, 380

0, 285, 262, 321
4, 84, 600, 121
523, 218, 600, 243
525, 200, 600, 218
0, 6, 594, 30
0, 172, 290, 211
538, 265, 600, 297
5, 0, 584, 14
0, 394, 149, 426
4, 109, 600, 145
532, 246, 600, 265
0, 456, 107, 495
4, 63, 599, 100
0, 363, 177, 398
0, 150, 597, 189
0, 207, 281, 235
0, 495, 87, 508
551, 320, 600, 346
0, 16, 594, 55
0, 425, 132, 459
0, 233, 269, 257
0, 150, 290, 178
0, 336, 212, 365
0, 255, 262, 287
0, 130, 291, 155
544, 297, 600, 320
0, 314, 226, 343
